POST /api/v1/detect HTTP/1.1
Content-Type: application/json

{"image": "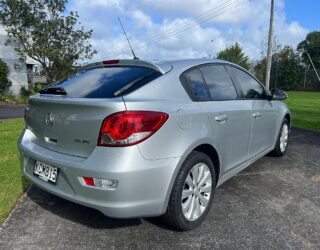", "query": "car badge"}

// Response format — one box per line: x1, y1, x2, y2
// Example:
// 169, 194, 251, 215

45, 113, 54, 127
